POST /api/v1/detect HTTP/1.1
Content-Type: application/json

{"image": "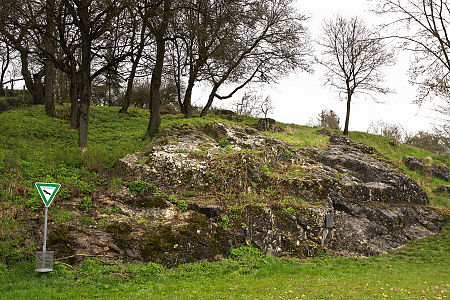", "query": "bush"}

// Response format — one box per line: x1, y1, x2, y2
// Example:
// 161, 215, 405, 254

129, 180, 157, 195
177, 200, 188, 212
82, 144, 111, 172
0, 95, 31, 113
219, 138, 229, 148
367, 120, 405, 142
229, 244, 265, 261
317, 109, 340, 130
0, 216, 32, 265
282, 206, 296, 216
80, 196, 93, 212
